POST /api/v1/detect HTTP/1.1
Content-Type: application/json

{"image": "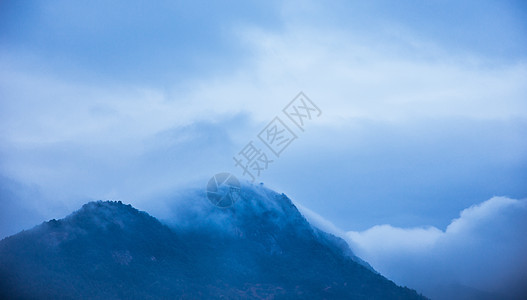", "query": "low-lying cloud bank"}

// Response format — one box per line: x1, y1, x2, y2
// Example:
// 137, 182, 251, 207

301, 196, 527, 299
348, 197, 527, 299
